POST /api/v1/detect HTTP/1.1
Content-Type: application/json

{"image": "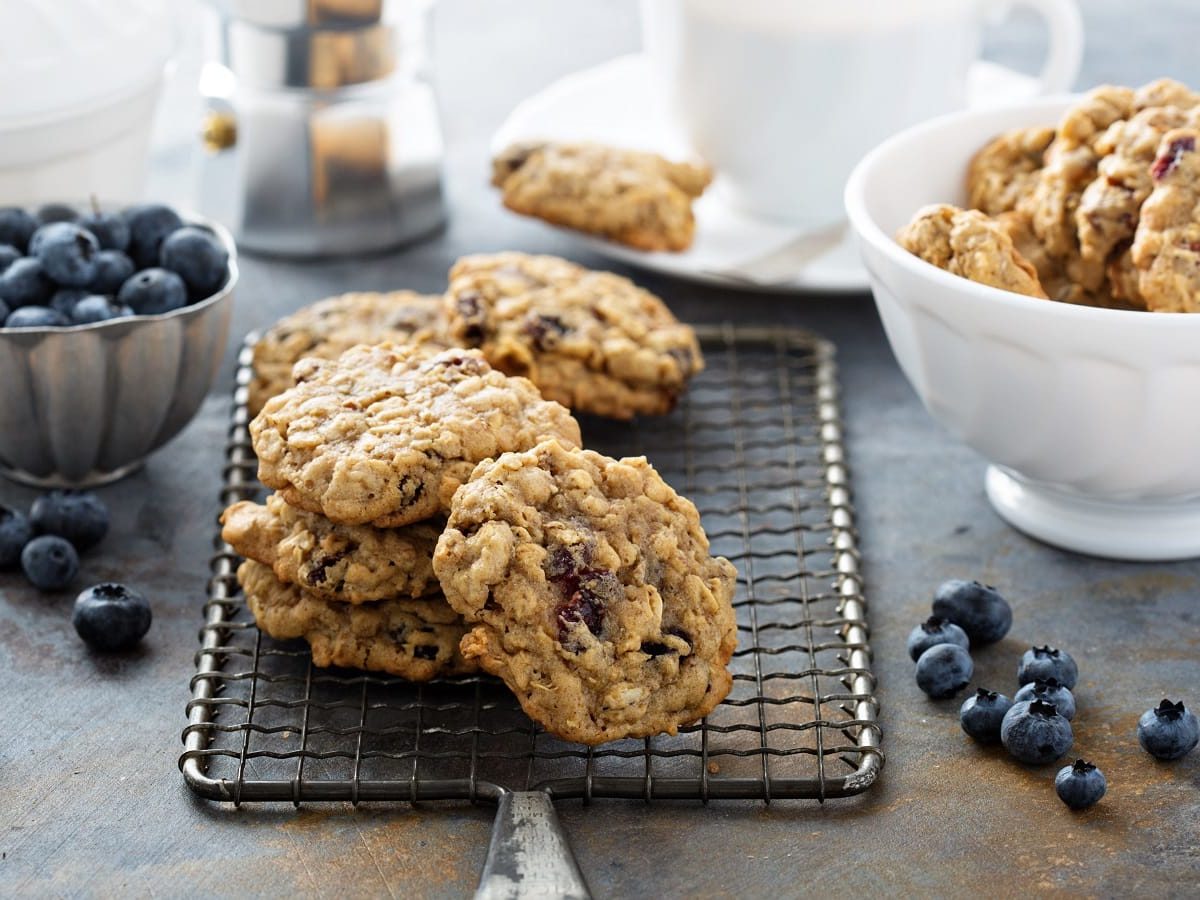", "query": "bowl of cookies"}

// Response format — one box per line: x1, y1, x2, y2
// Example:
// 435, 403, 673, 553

845, 80, 1200, 561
